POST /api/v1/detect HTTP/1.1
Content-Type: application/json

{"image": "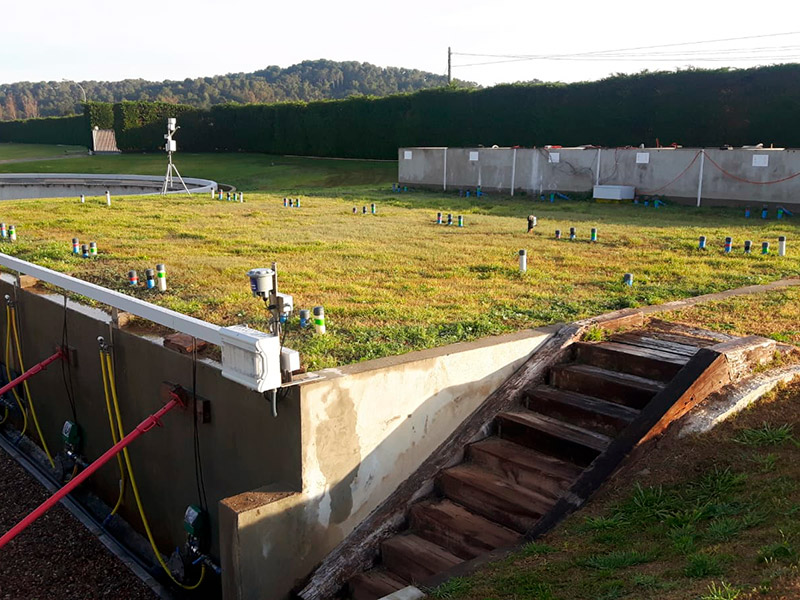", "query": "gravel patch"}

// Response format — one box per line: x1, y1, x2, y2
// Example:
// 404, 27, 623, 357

0, 445, 158, 599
